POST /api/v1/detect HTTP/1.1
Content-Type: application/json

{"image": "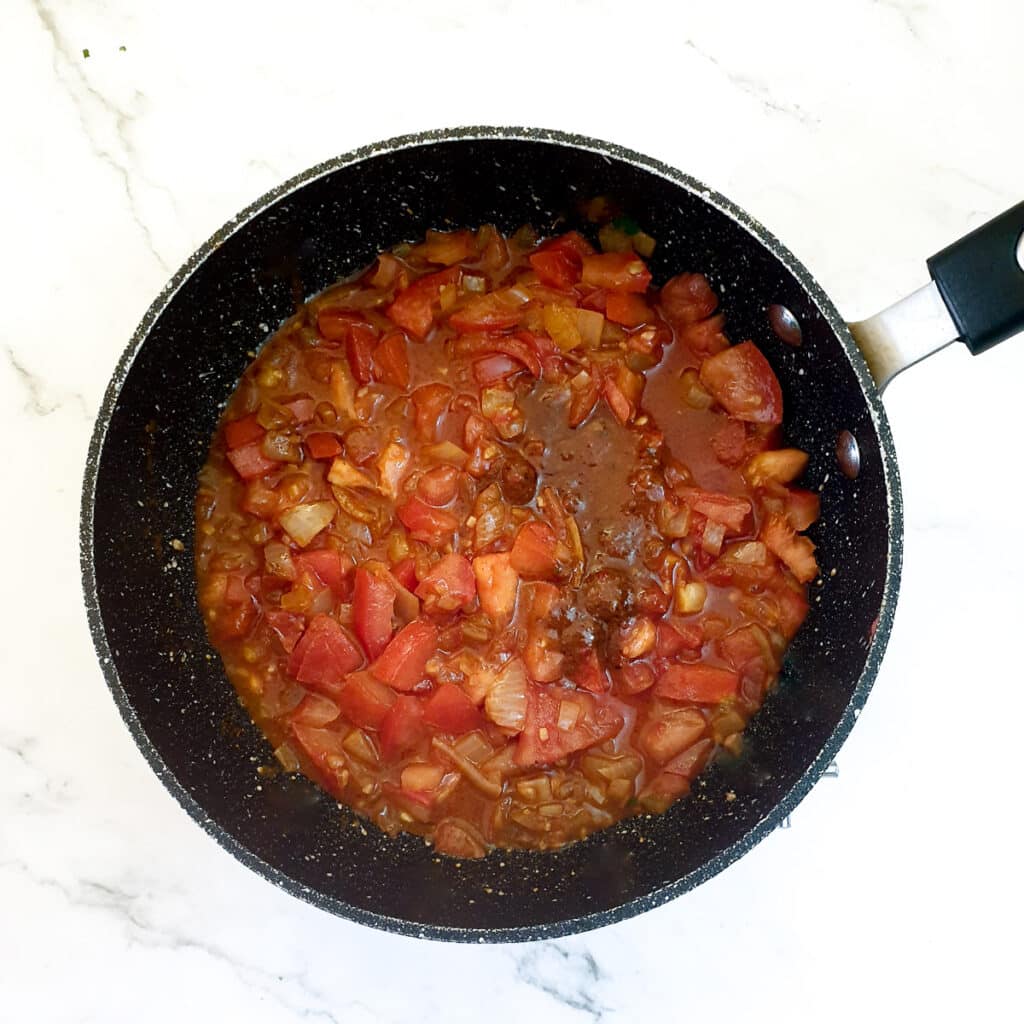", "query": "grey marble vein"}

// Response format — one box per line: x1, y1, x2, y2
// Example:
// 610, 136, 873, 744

28, 0, 175, 273
685, 39, 820, 127
0, 857, 375, 1023
515, 942, 610, 1021
4, 345, 91, 419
